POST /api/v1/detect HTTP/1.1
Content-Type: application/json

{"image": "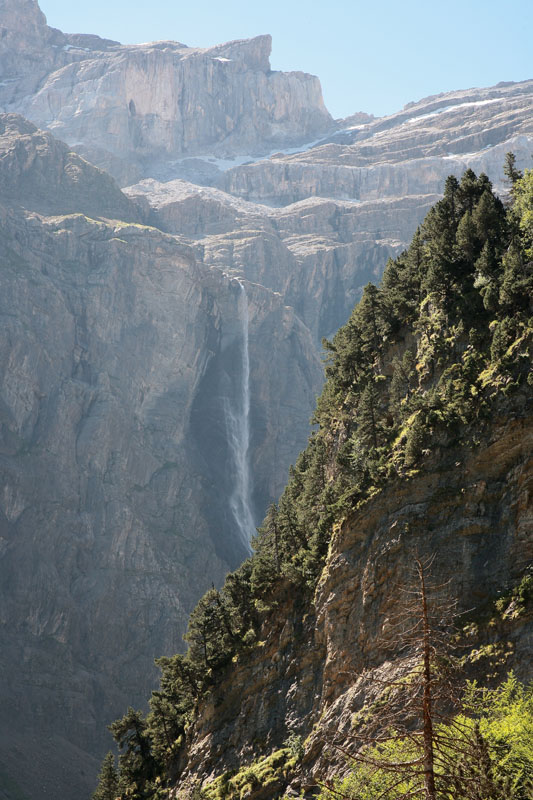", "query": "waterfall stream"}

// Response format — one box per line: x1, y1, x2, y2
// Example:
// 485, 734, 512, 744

225, 280, 255, 551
